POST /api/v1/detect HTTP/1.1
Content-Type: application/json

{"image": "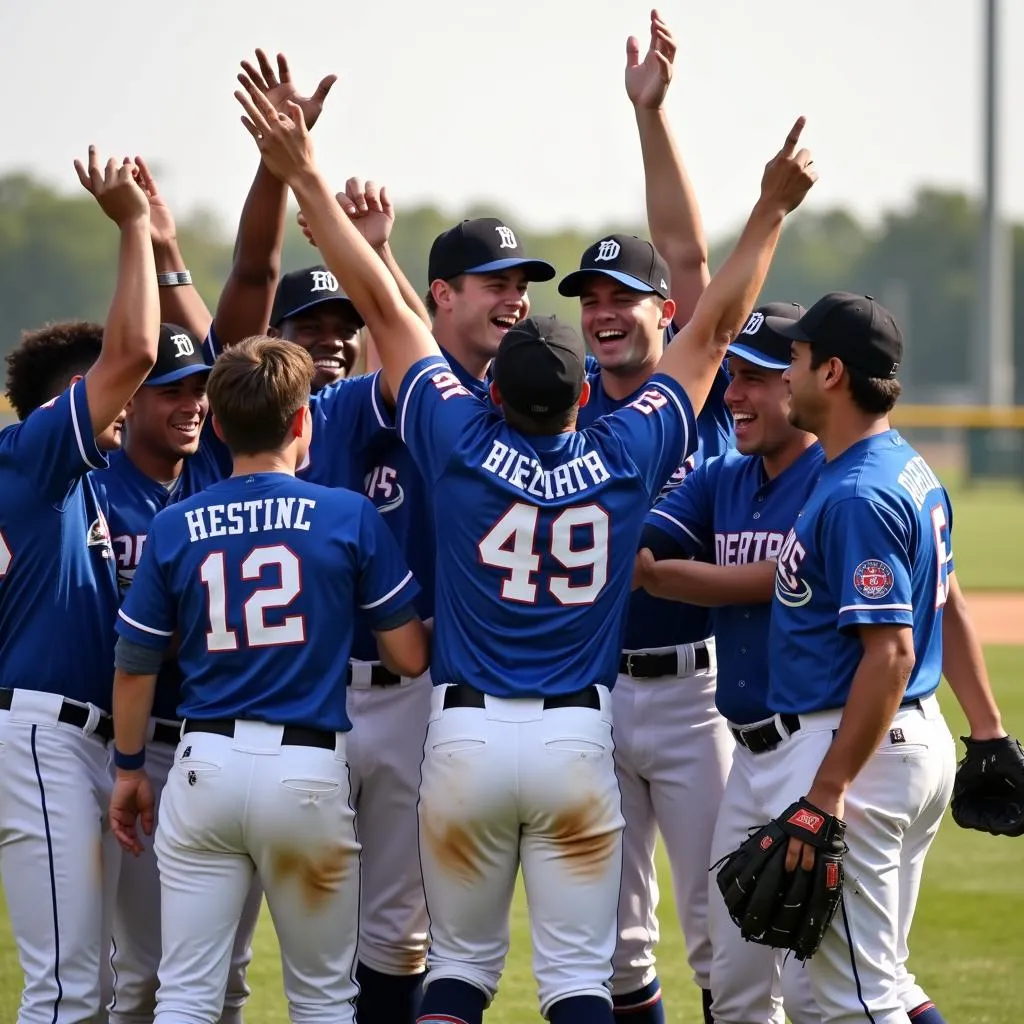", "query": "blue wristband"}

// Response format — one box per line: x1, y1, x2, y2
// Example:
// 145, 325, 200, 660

113, 747, 146, 771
